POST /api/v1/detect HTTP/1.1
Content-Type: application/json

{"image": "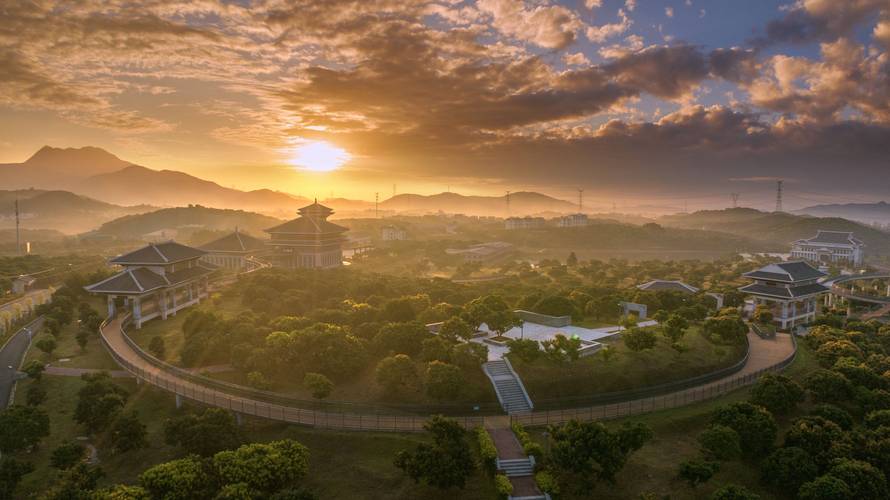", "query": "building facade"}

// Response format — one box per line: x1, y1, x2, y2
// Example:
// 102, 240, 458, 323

505, 216, 546, 230
265, 201, 347, 269
557, 213, 588, 227
85, 241, 215, 328
200, 230, 268, 271
739, 261, 829, 330
381, 225, 408, 241
791, 230, 865, 267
